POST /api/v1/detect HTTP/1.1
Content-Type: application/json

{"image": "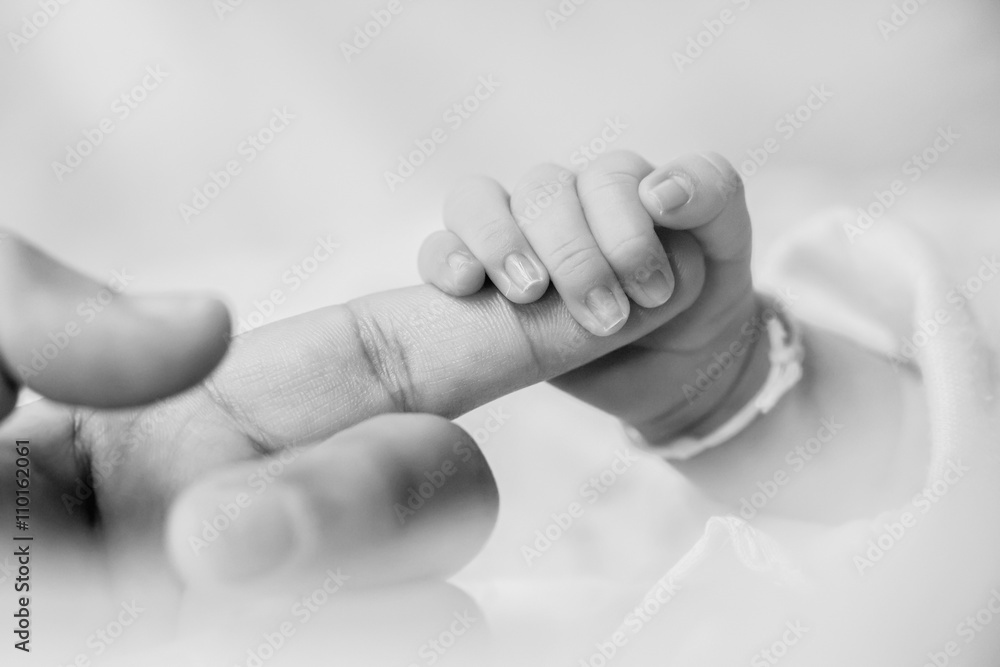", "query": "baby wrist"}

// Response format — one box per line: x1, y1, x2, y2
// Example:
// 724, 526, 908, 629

624, 293, 804, 459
